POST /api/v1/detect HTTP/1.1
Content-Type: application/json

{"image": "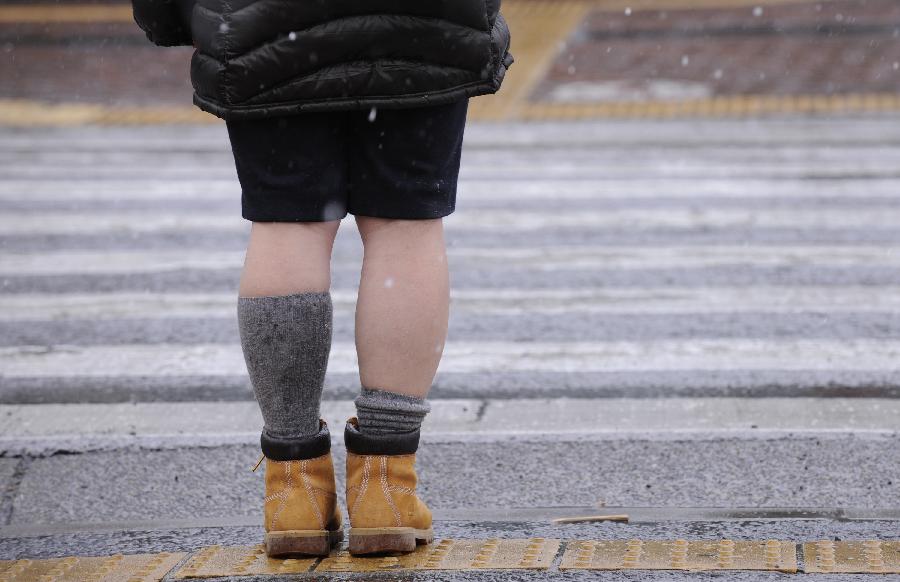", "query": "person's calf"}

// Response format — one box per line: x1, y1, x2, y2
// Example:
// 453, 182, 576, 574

237, 291, 333, 438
